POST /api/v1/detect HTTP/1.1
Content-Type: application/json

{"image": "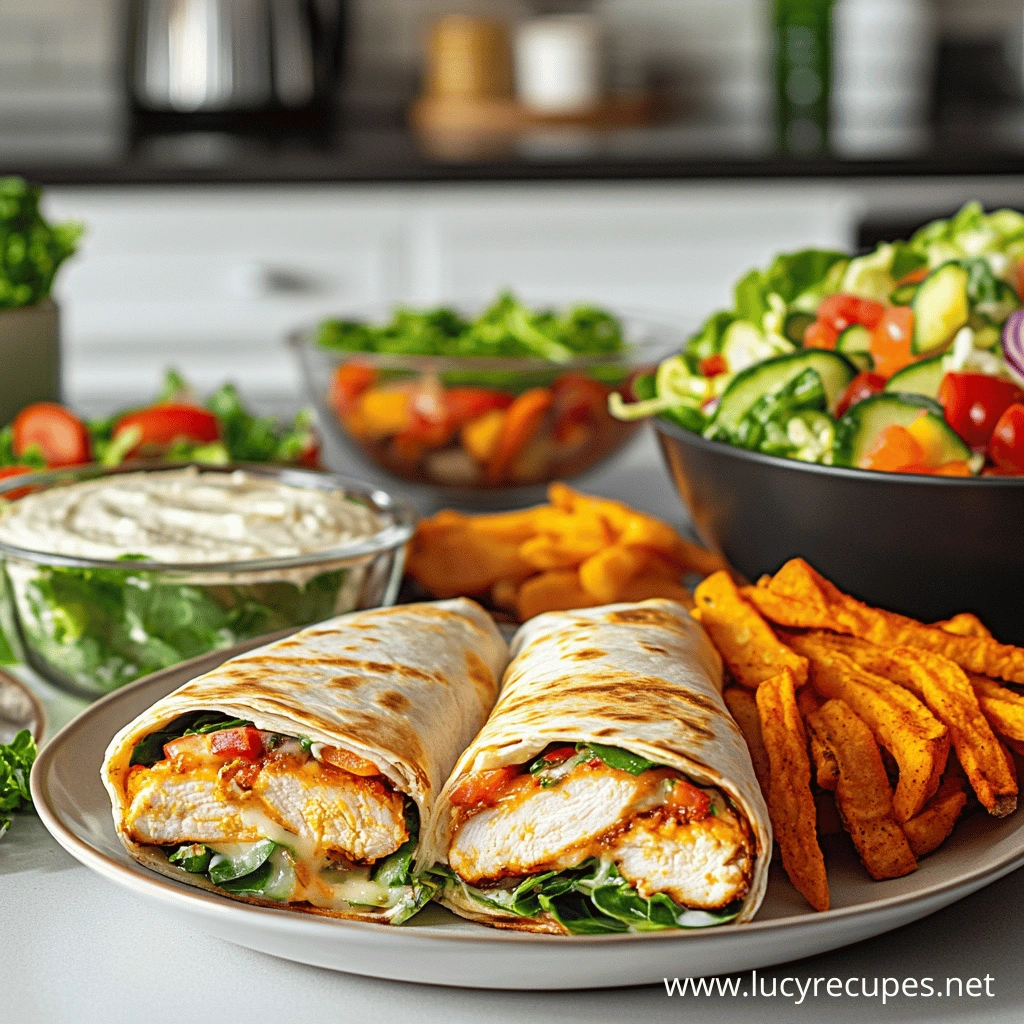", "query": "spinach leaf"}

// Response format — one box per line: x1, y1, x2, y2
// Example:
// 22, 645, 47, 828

183, 715, 251, 737
0, 177, 83, 310
208, 839, 276, 884
0, 729, 36, 837
168, 843, 213, 874
372, 800, 421, 887
582, 743, 659, 776
130, 711, 252, 766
